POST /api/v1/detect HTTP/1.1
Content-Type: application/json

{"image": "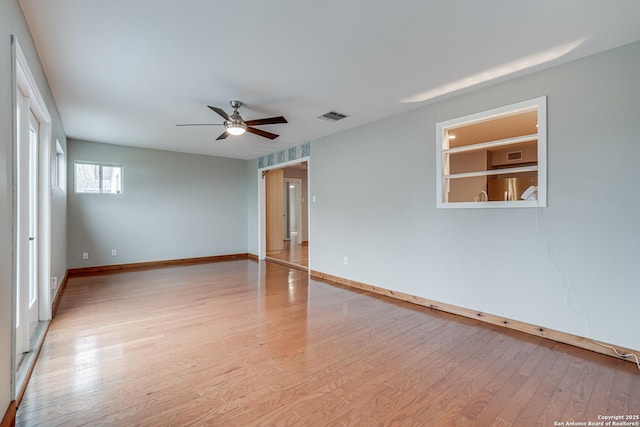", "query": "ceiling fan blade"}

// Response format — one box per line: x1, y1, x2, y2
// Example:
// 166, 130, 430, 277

208, 105, 231, 120
216, 131, 230, 140
246, 127, 279, 140
175, 123, 223, 127
244, 116, 288, 126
